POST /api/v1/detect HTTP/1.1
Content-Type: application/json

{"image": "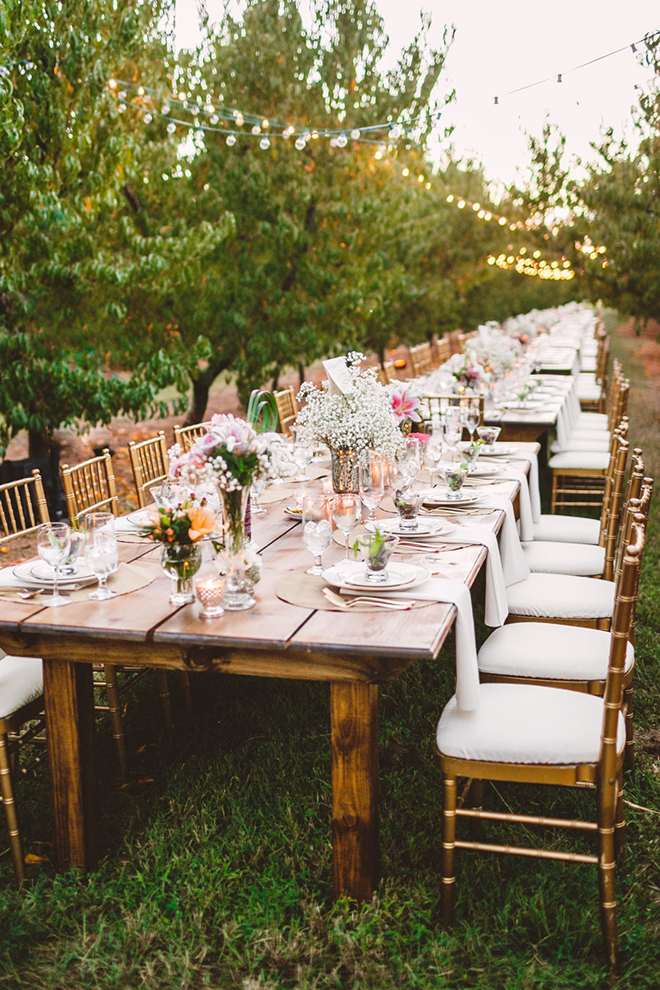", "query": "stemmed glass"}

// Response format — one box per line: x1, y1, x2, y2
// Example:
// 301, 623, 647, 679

462, 398, 481, 443
291, 429, 314, 482
443, 407, 463, 456
359, 451, 387, 525
395, 440, 422, 492
301, 494, 333, 576
332, 494, 361, 560
84, 513, 118, 600
36, 523, 72, 608
423, 435, 443, 488
250, 475, 267, 516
